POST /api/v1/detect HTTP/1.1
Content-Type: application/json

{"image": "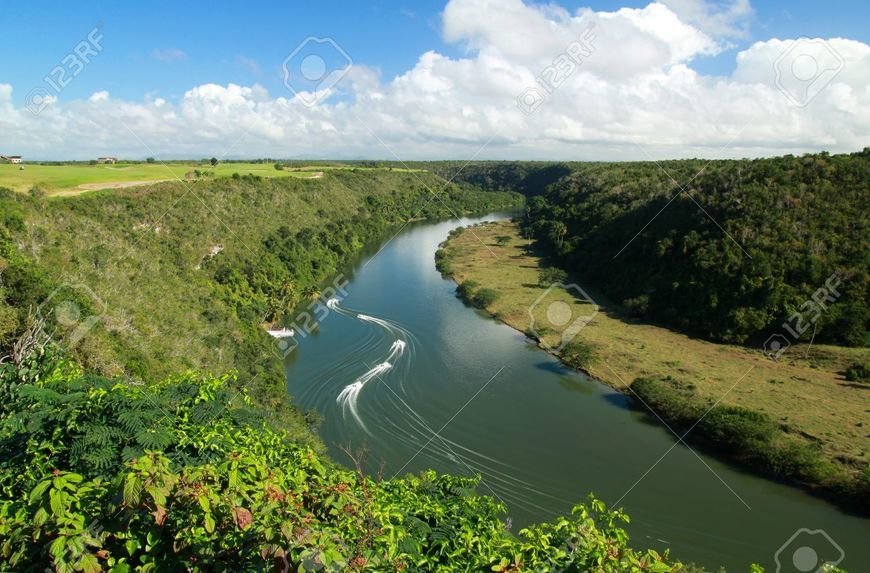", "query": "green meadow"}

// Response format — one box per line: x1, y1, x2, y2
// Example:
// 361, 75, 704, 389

0, 162, 424, 195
